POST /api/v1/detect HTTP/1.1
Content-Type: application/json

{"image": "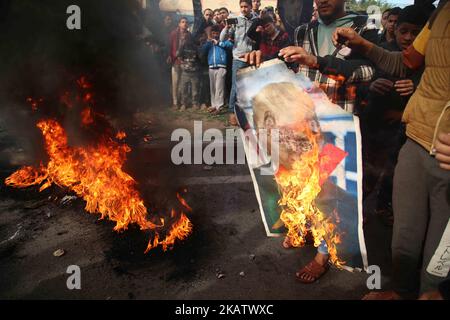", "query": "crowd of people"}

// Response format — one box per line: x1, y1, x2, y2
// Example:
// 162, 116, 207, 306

148, 0, 449, 300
